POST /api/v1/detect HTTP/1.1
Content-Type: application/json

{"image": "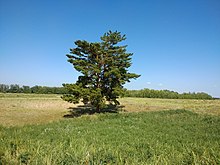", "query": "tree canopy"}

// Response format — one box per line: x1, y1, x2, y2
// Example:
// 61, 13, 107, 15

62, 31, 140, 111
